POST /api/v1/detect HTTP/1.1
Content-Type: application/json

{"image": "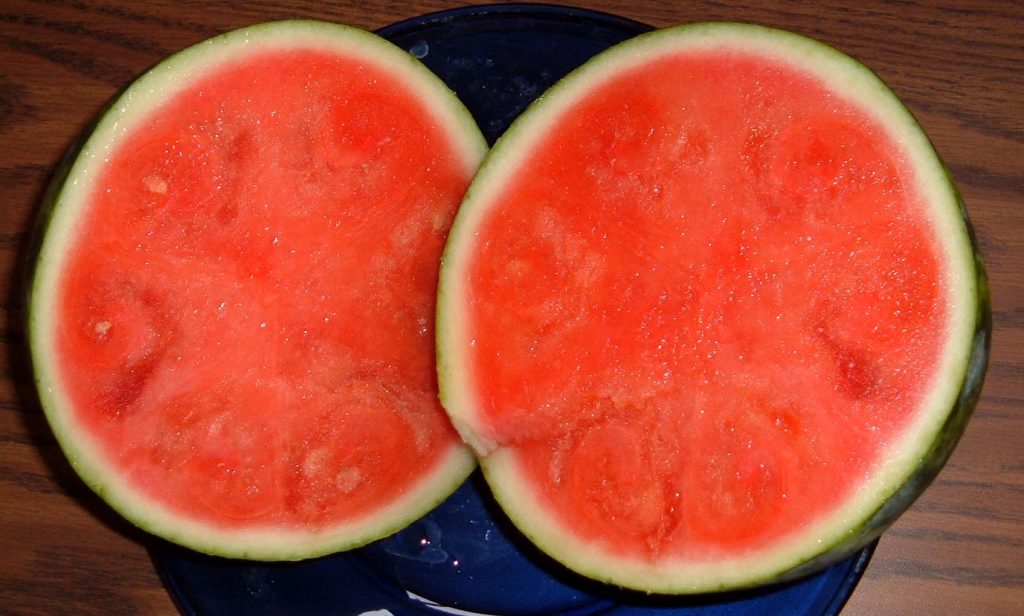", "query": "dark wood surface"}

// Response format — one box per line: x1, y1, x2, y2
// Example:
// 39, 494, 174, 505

1, 1, 1021, 614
